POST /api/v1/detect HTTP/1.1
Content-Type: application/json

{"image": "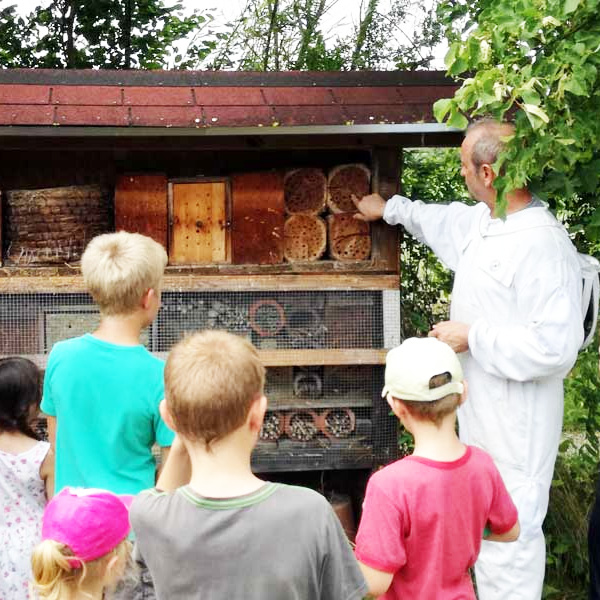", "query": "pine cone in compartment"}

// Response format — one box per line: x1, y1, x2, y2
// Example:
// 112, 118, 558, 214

328, 213, 371, 261
283, 168, 326, 215
327, 164, 371, 213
